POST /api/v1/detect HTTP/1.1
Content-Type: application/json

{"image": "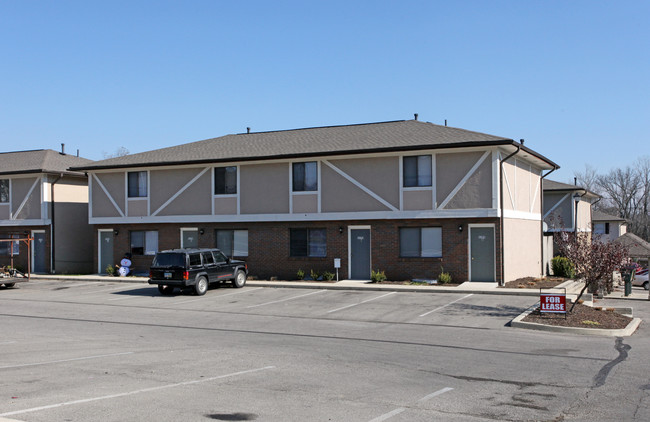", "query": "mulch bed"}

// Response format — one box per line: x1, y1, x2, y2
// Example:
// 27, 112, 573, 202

501, 276, 568, 289
523, 302, 633, 330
